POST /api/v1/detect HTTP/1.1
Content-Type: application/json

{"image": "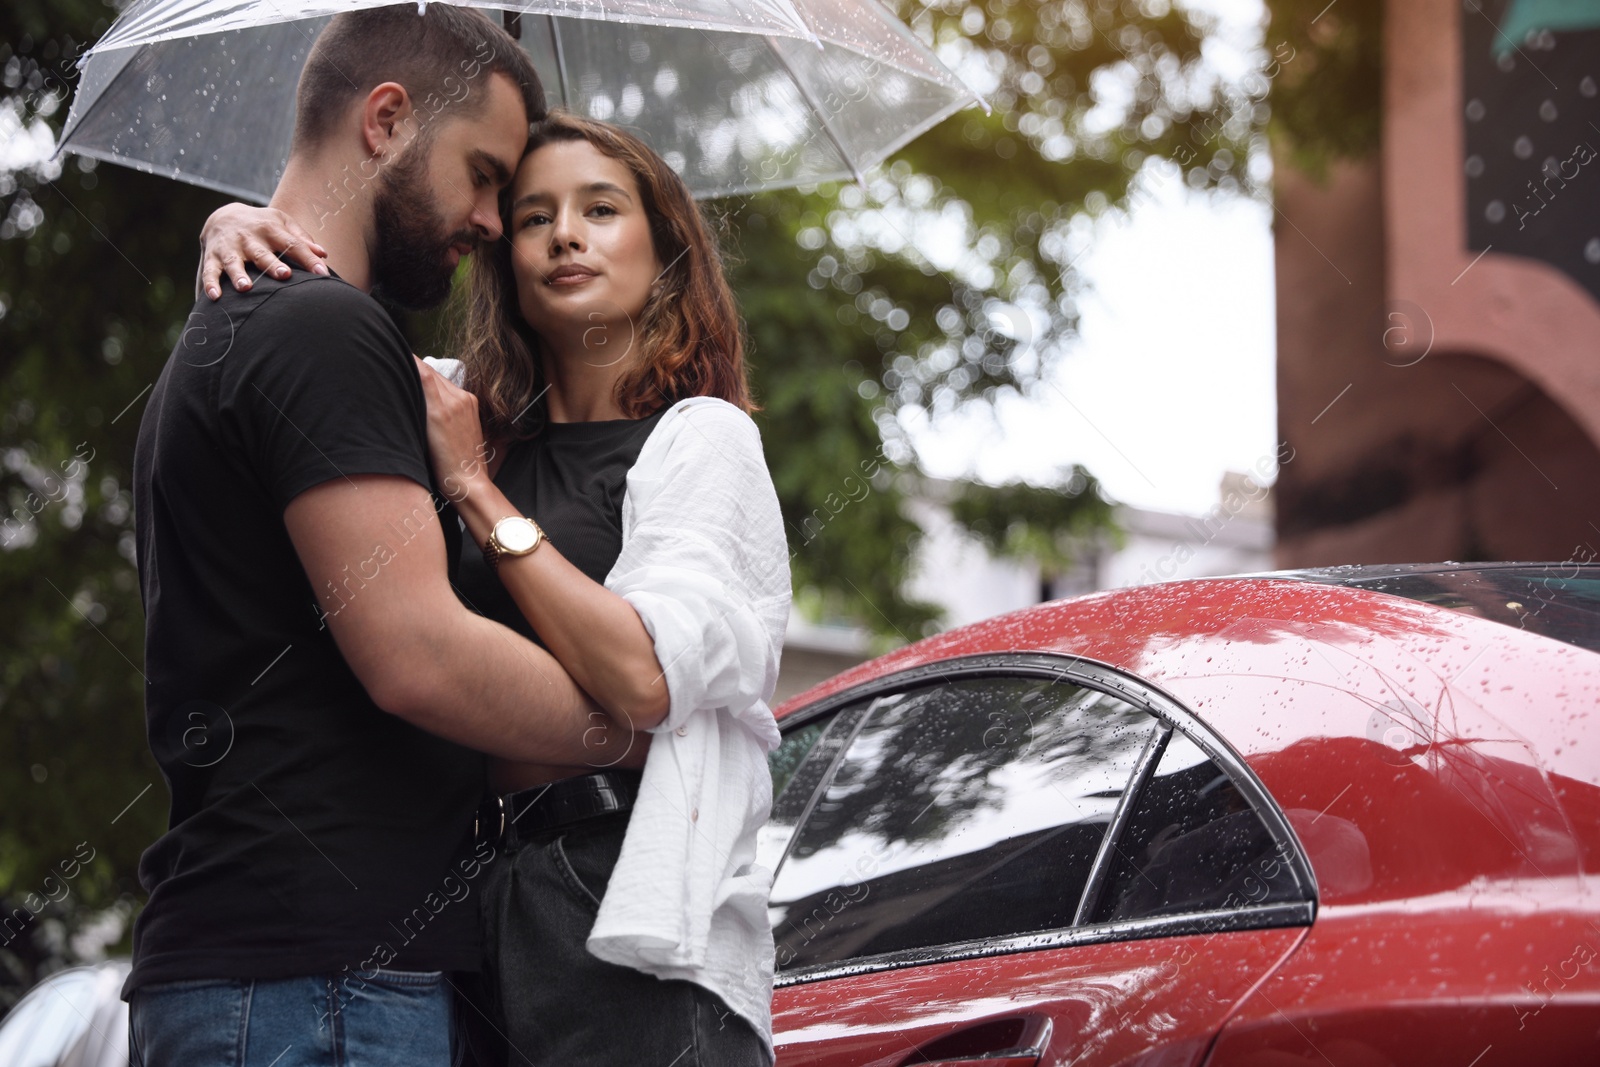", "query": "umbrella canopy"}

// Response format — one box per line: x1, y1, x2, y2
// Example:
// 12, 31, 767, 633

56, 0, 982, 201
